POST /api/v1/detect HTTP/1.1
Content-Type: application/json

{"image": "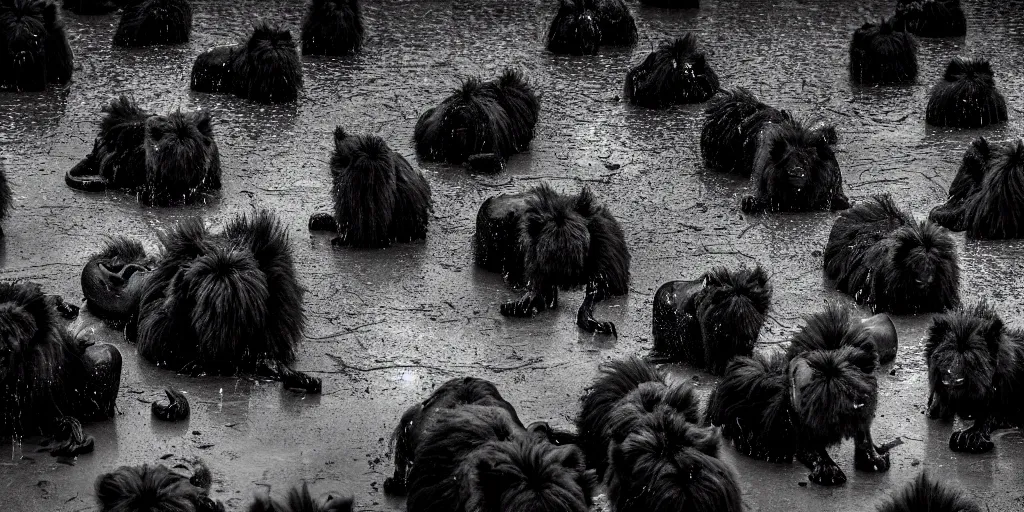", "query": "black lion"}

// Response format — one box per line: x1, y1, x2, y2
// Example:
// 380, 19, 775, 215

699, 87, 791, 176
300, 0, 363, 56
546, 0, 637, 55
874, 472, 980, 512
65, 96, 222, 205
824, 193, 960, 314
95, 463, 224, 512
925, 57, 1007, 128
475, 182, 630, 336
742, 118, 849, 213
706, 303, 892, 486
929, 137, 1024, 239
79, 211, 320, 393
0, 281, 122, 456
385, 377, 597, 512
651, 265, 771, 375
0, 0, 73, 92
190, 22, 303, 104
925, 301, 1024, 454
849, 19, 918, 84
624, 34, 720, 108
893, 0, 966, 38
308, 127, 432, 248
113, 0, 192, 47
414, 69, 540, 166
577, 358, 743, 511
248, 482, 353, 512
